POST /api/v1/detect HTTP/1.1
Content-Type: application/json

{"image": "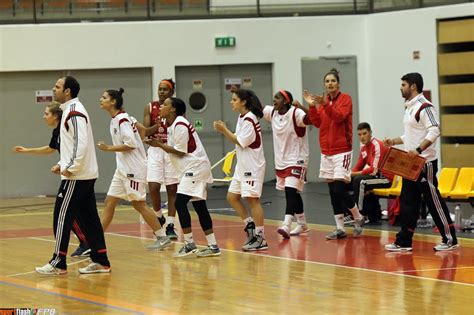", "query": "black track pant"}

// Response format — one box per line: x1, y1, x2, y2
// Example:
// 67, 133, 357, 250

395, 160, 457, 247
351, 174, 391, 219
50, 179, 110, 269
